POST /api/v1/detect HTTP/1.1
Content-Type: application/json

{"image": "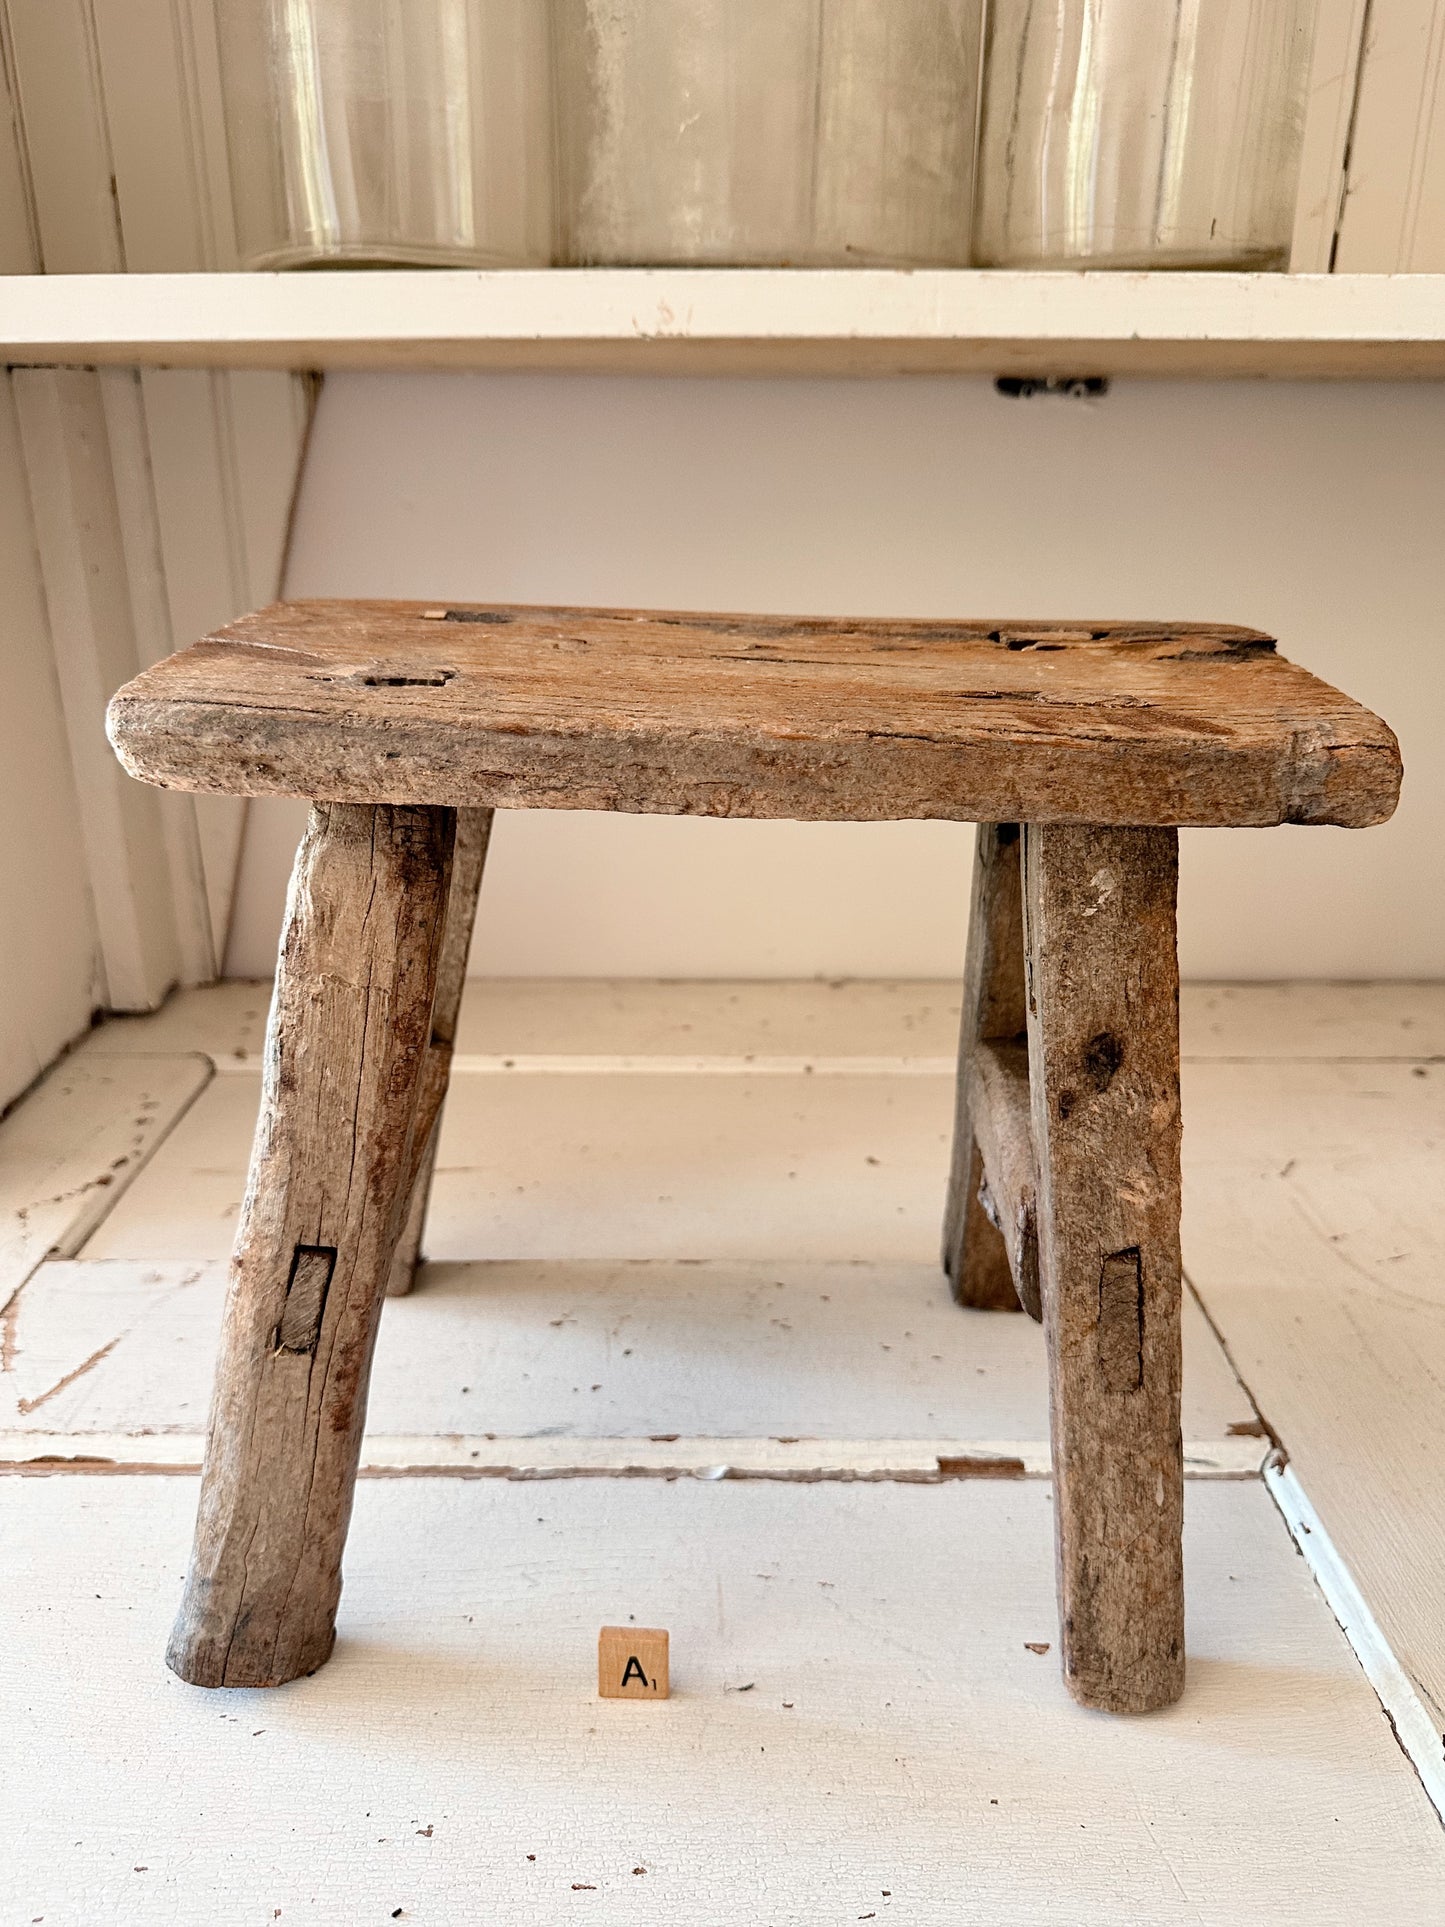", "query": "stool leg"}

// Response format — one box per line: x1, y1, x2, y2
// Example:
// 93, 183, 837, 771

167, 802, 455, 1688
1022, 822, 1184, 1713
386, 807, 494, 1297
942, 823, 1028, 1308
